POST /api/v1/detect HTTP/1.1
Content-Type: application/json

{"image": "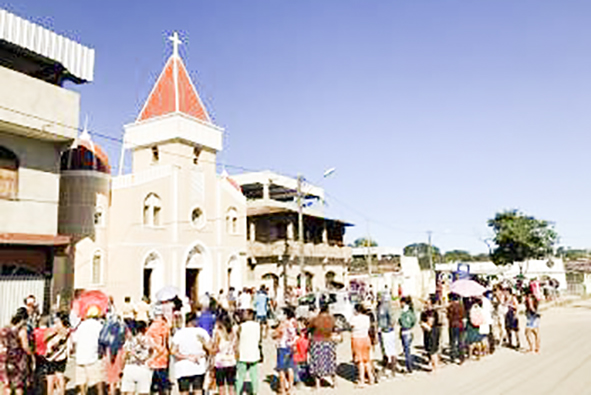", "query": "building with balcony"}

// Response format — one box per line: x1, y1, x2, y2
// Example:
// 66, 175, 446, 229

0, 8, 94, 323
233, 171, 352, 300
